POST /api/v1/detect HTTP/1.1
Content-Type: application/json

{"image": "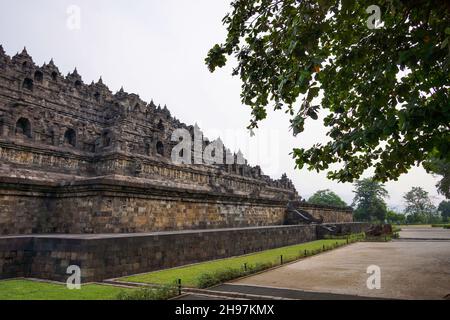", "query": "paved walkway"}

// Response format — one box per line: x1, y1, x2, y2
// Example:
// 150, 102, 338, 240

217, 227, 450, 300
398, 226, 450, 240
